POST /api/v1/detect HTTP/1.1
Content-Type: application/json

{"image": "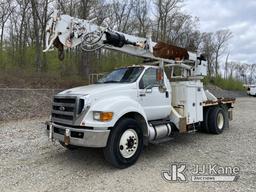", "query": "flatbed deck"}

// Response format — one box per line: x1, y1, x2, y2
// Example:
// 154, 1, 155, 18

203, 98, 236, 107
